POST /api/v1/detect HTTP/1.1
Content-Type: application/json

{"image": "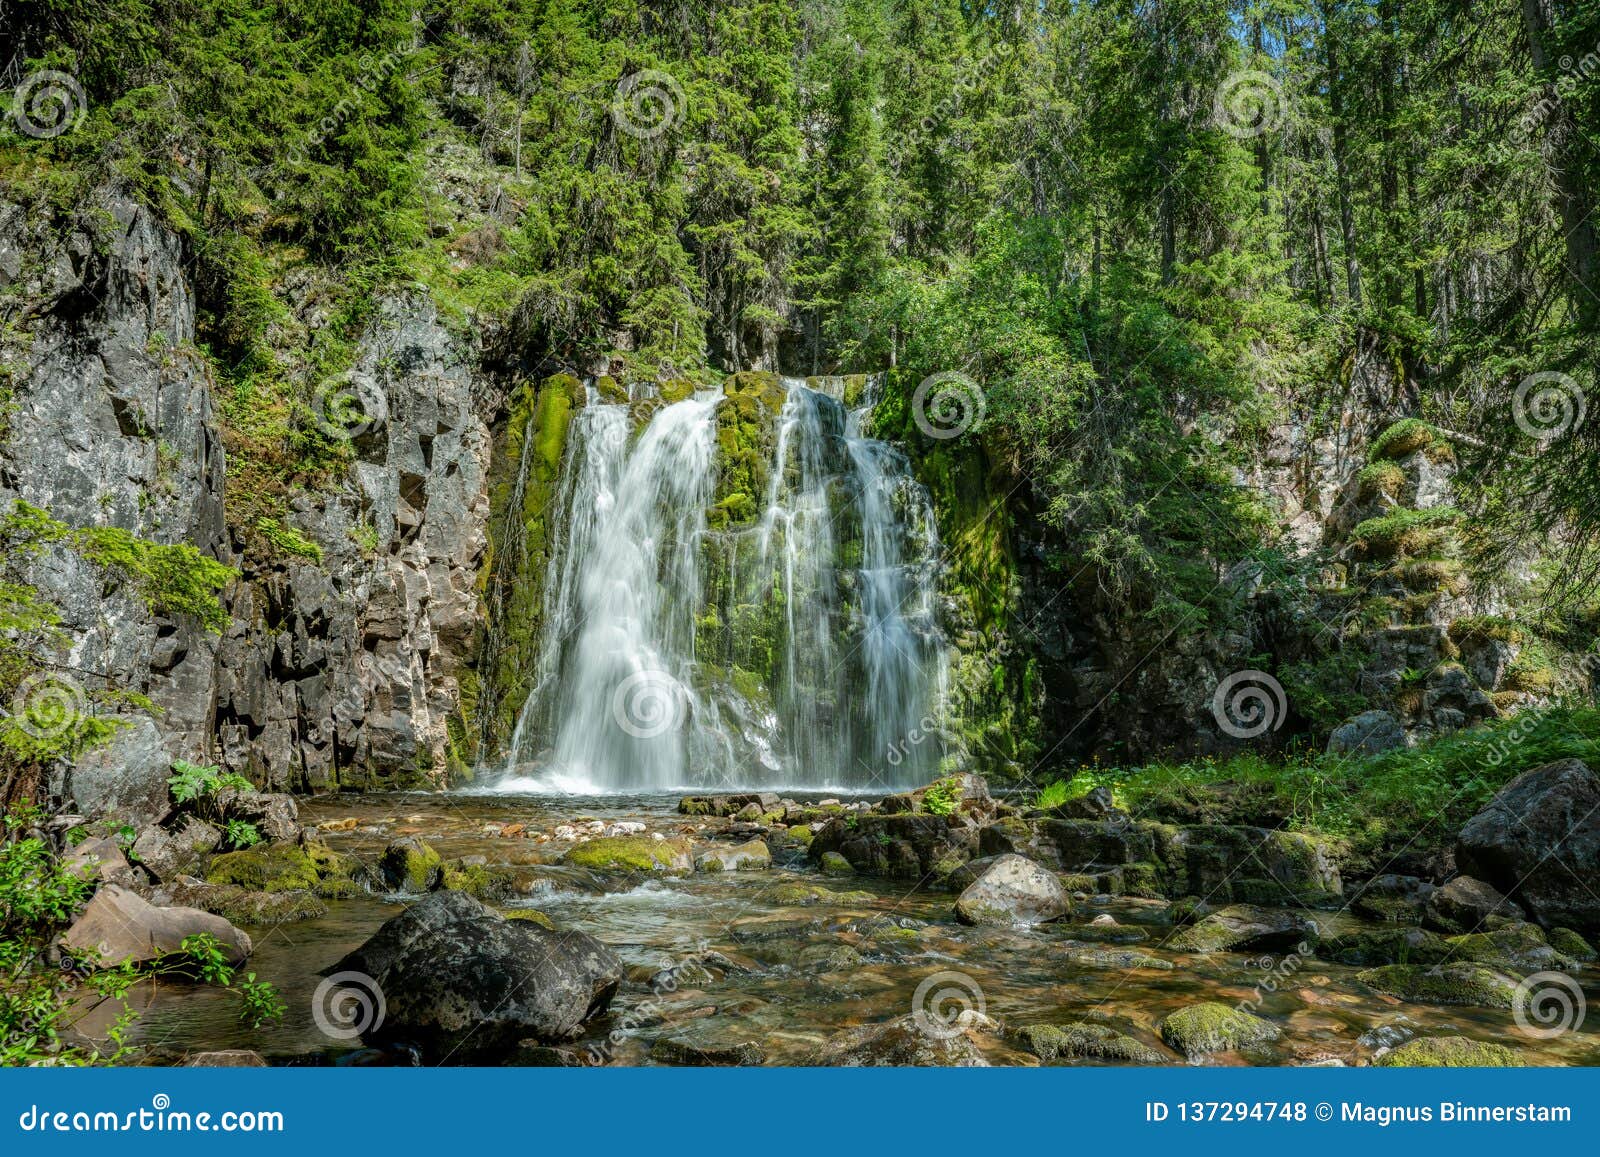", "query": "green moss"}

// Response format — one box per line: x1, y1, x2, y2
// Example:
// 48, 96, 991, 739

1375, 1037, 1524, 1067
708, 372, 785, 531
595, 375, 628, 404
1019, 1023, 1166, 1063
1369, 418, 1437, 461
659, 379, 696, 404
503, 908, 556, 929
1355, 963, 1516, 1008
1351, 506, 1460, 560
1357, 459, 1407, 498
1549, 927, 1597, 961
785, 824, 815, 847
253, 517, 323, 562
564, 836, 692, 874
380, 838, 443, 892
206, 843, 320, 892
818, 851, 854, 876
480, 374, 584, 754
1159, 1003, 1281, 1057
441, 861, 516, 901
1448, 616, 1531, 647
